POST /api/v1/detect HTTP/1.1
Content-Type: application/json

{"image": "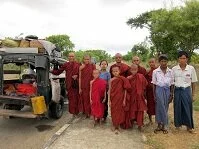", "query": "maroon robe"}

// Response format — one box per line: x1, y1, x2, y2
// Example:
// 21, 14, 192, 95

91, 78, 107, 119
110, 63, 130, 78
145, 68, 156, 116
128, 73, 148, 127
138, 65, 147, 76
79, 64, 96, 115
52, 61, 80, 115
110, 76, 131, 127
